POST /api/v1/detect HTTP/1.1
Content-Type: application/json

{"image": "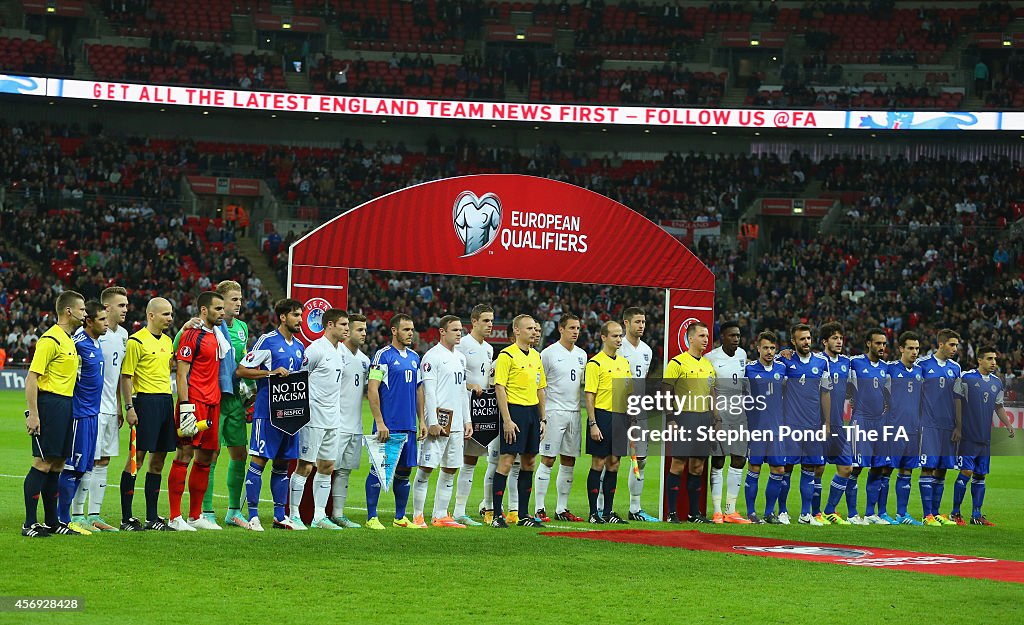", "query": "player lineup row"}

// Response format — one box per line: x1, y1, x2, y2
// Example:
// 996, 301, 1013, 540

19, 287, 1015, 538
